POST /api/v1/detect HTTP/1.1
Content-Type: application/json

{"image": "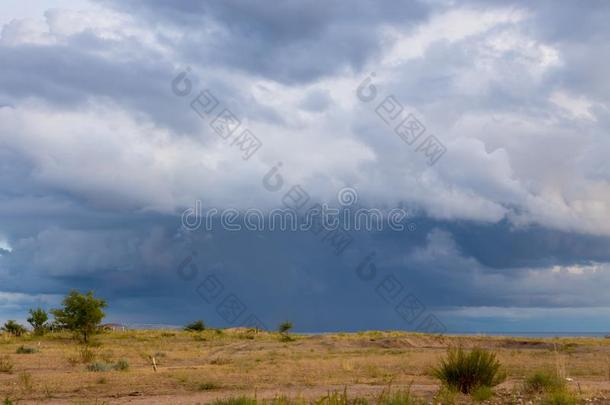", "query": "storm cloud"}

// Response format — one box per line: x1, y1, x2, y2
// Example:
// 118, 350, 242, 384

1, 0, 609, 332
